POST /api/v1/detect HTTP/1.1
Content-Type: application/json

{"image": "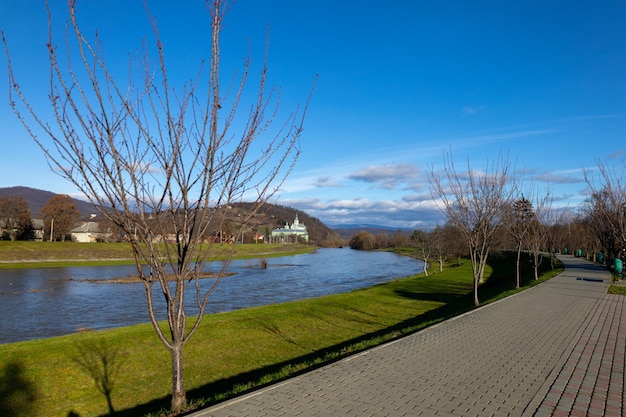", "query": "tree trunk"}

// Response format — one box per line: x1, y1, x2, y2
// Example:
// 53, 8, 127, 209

532, 252, 540, 280
471, 258, 481, 306
477, 251, 487, 284
515, 245, 521, 289
473, 276, 479, 307
170, 343, 186, 413
478, 250, 488, 284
